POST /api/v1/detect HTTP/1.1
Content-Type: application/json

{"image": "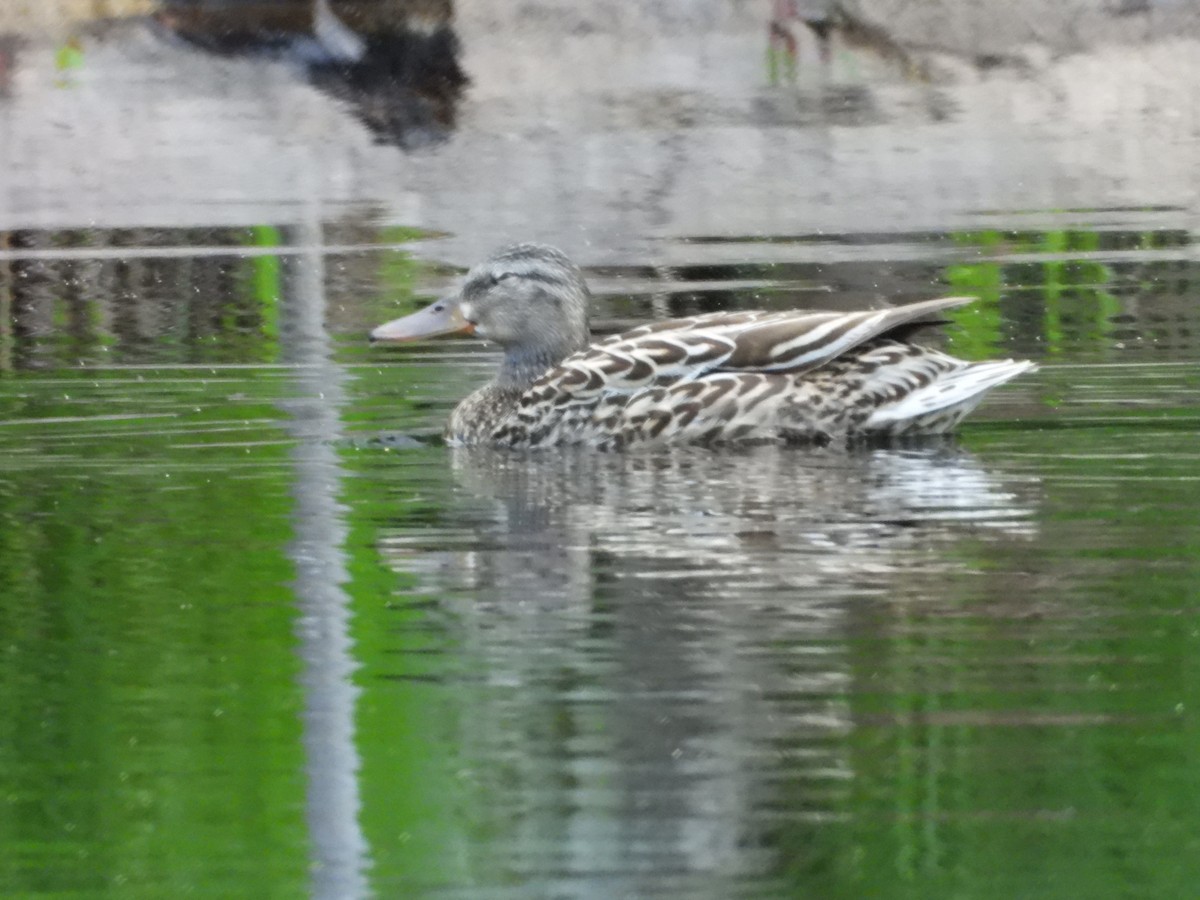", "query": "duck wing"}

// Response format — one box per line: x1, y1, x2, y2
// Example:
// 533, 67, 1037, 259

534, 296, 973, 397
716, 295, 974, 373
500, 297, 976, 446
